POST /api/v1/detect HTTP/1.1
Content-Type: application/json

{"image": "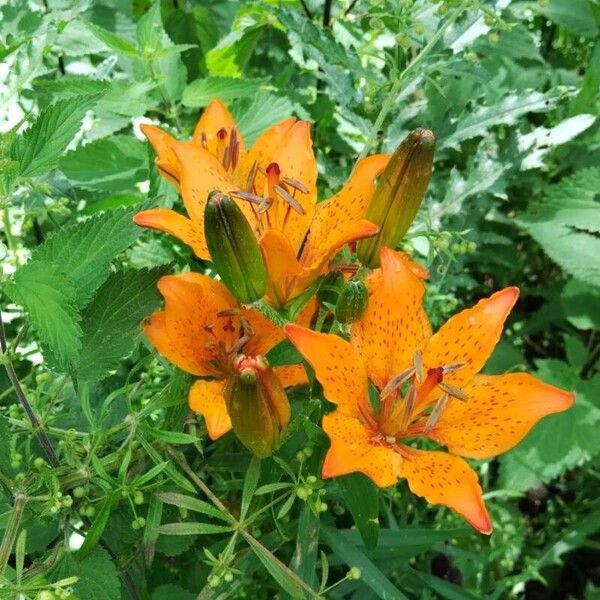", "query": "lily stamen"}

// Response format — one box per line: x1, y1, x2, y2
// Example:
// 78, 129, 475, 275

413, 350, 425, 383
424, 392, 450, 433
281, 176, 310, 194
439, 382, 468, 401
